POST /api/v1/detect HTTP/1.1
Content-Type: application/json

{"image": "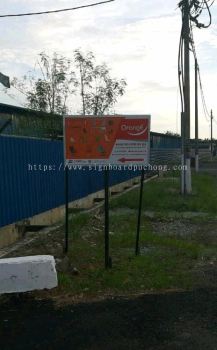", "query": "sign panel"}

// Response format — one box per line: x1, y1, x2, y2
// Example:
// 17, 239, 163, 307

0, 72, 10, 88
64, 115, 150, 166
